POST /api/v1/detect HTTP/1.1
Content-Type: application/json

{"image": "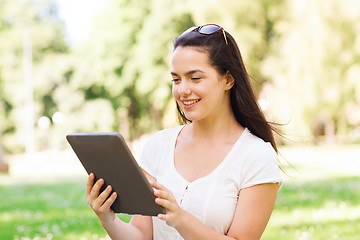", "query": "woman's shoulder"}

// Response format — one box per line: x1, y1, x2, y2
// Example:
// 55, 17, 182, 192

241, 129, 277, 159
235, 129, 282, 189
